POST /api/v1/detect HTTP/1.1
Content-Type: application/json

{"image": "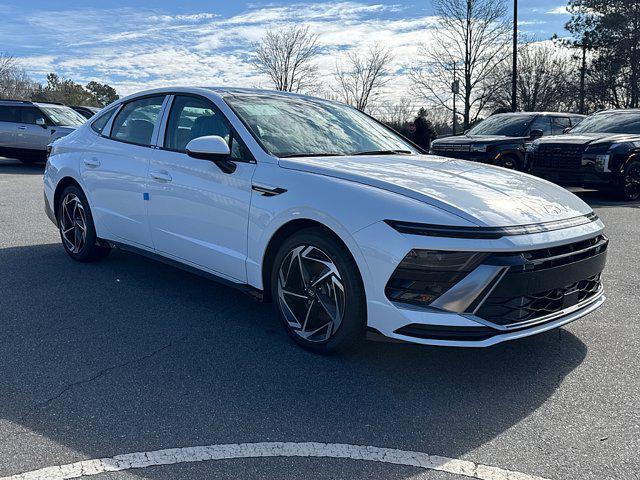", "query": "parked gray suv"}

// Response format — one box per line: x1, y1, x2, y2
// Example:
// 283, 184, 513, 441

0, 100, 86, 164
